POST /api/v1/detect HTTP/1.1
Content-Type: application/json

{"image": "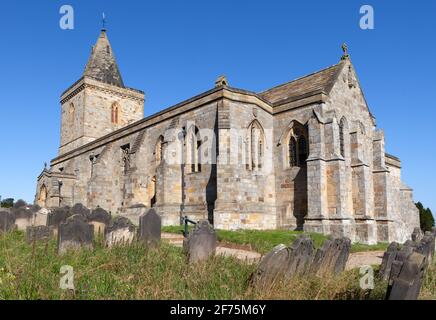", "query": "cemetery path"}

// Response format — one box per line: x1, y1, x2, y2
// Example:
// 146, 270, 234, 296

162, 233, 385, 268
